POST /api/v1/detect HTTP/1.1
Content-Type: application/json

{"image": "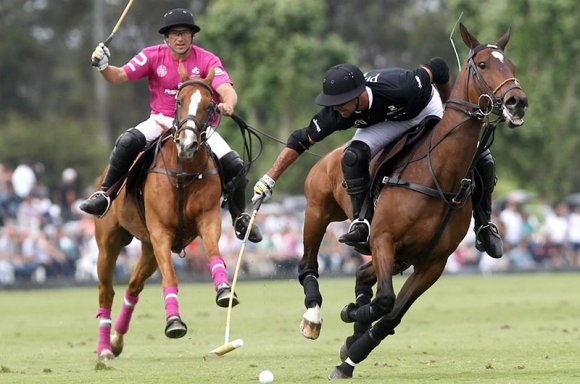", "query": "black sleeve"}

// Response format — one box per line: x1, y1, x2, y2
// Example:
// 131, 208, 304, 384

424, 57, 450, 84
305, 107, 353, 143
